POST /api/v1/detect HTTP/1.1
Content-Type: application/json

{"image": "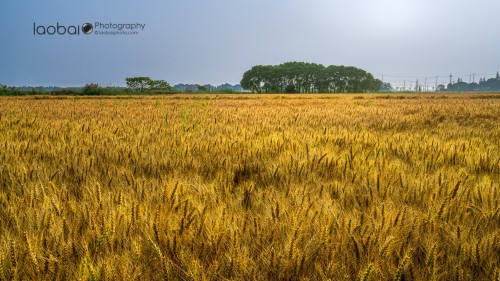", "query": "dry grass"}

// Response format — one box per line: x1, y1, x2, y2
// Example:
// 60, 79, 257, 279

0, 93, 499, 280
